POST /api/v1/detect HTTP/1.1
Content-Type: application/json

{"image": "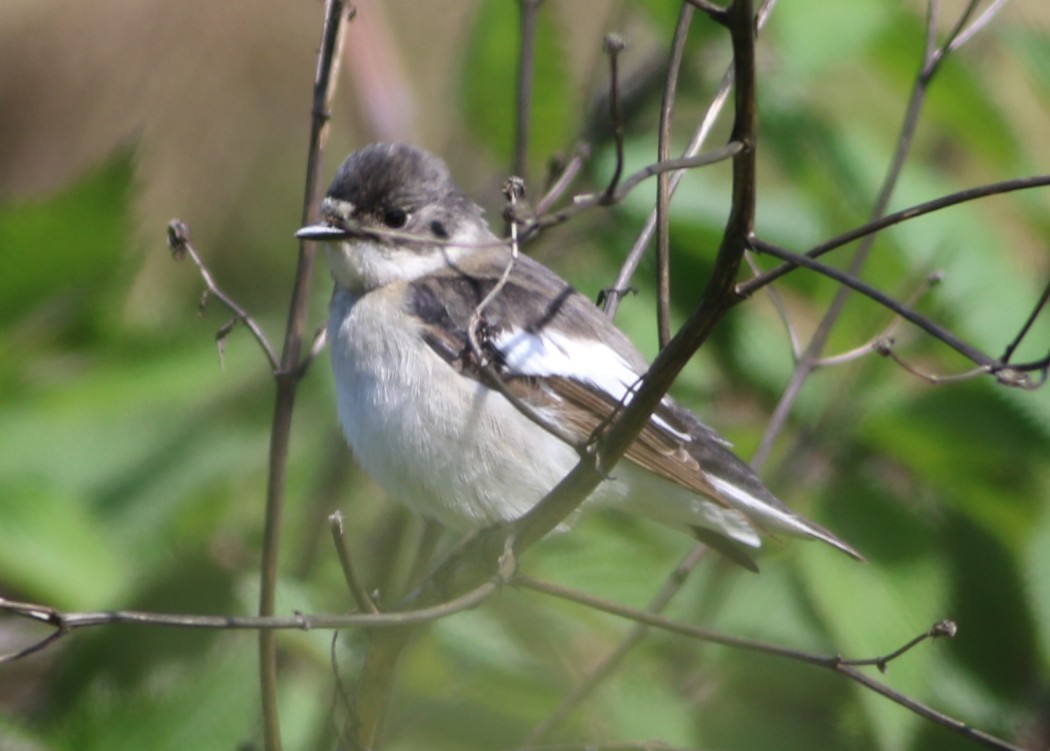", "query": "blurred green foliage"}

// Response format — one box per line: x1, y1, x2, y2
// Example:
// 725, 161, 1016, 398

2, 1, 1049, 750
